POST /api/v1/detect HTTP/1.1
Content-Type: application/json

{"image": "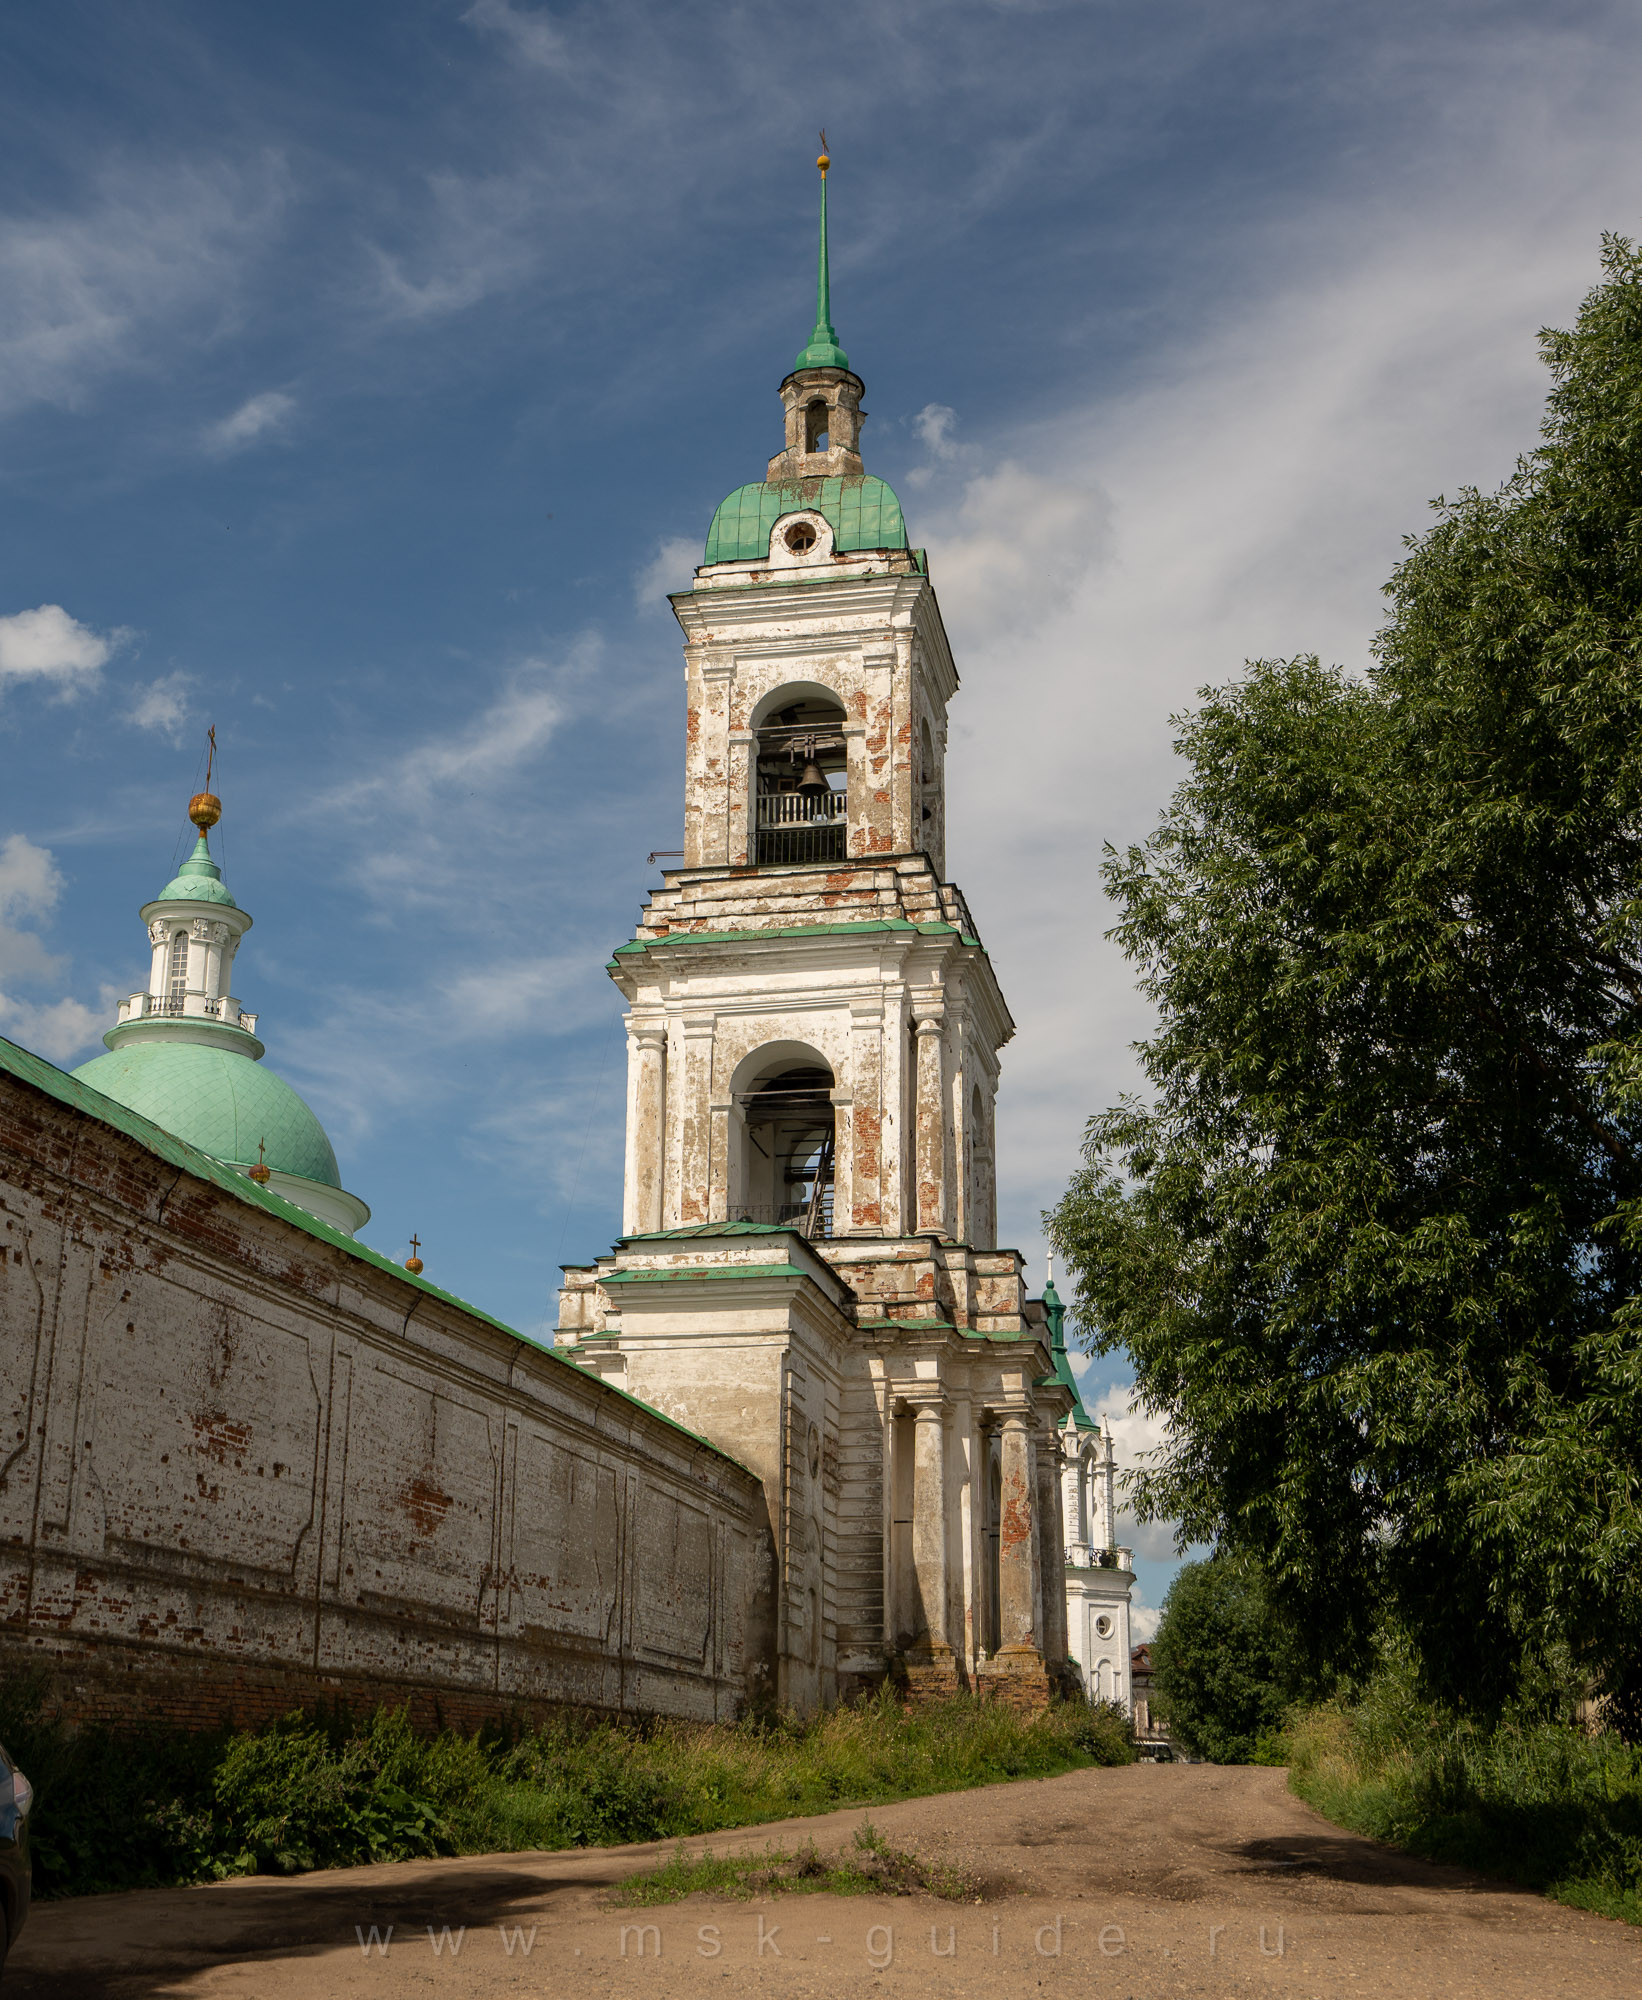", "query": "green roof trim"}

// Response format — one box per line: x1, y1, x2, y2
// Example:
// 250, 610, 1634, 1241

622, 1221, 798, 1241
602, 1263, 812, 1285
613, 918, 977, 961
0, 1034, 750, 1475
705, 475, 907, 565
